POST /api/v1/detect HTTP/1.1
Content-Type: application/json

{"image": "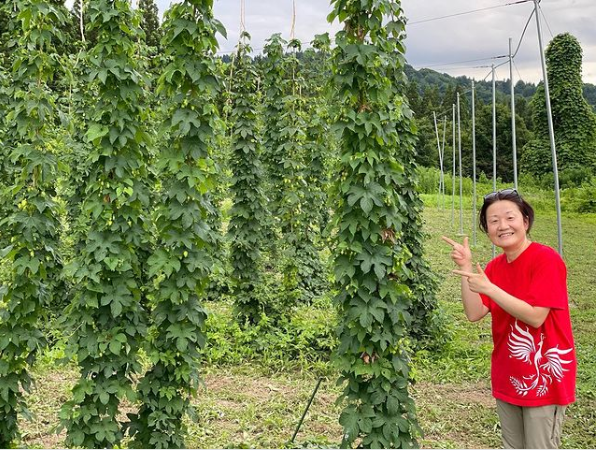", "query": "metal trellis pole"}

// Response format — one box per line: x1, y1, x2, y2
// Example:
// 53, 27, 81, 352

441, 117, 447, 210
492, 64, 497, 258
457, 92, 463, 235
509, 38, 518, 190
433, 111, 444, 210
452, 104, 456, 229
472, 80, 477, 246
534, 0, 563, 256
